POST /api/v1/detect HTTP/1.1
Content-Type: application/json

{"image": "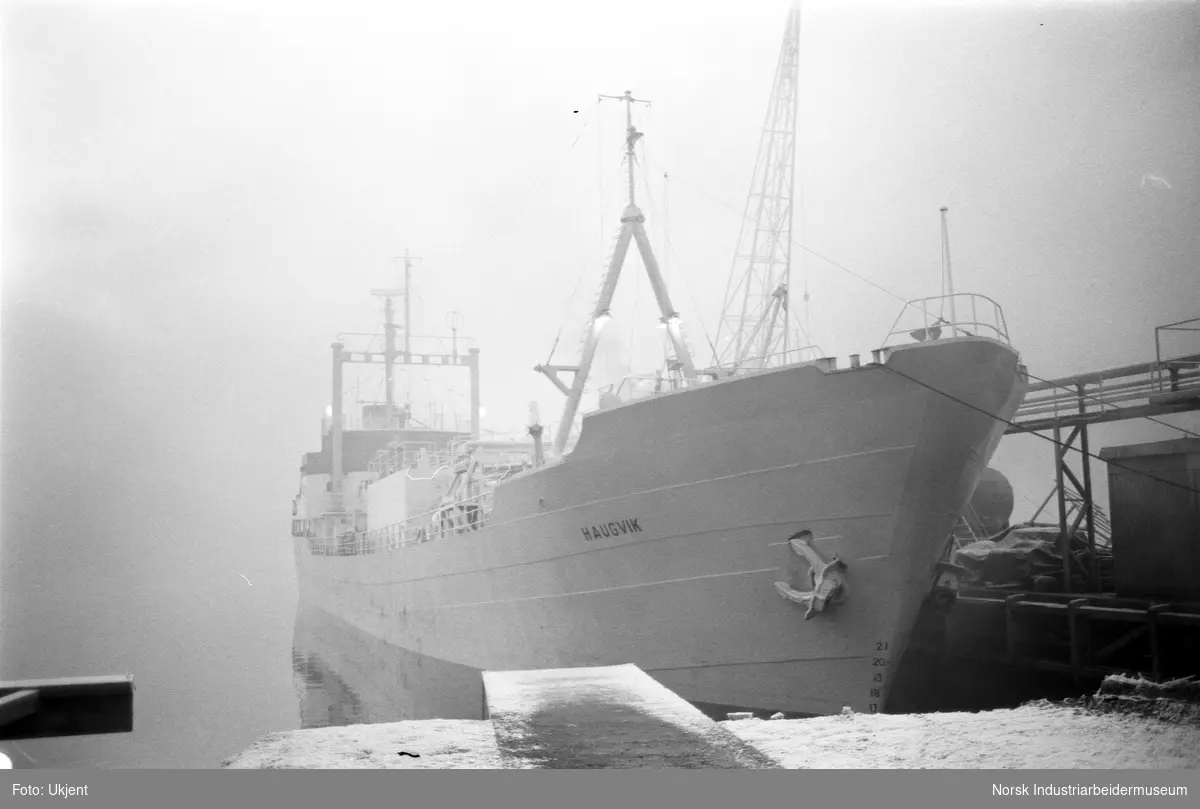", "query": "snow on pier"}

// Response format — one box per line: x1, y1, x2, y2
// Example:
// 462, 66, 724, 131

222, 668, 1200, 769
